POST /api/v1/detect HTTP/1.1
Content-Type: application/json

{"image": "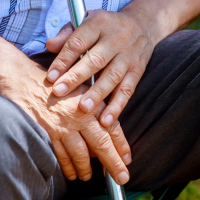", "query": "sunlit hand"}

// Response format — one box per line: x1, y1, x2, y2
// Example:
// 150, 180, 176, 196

0, 37, 131, 185
46, 9, 155, 127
